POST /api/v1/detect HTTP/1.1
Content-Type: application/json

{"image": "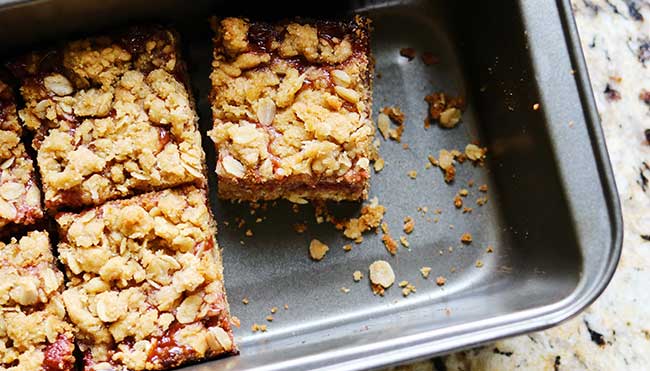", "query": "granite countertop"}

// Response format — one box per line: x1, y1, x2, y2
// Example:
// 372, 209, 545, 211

392, 0, 650, 370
